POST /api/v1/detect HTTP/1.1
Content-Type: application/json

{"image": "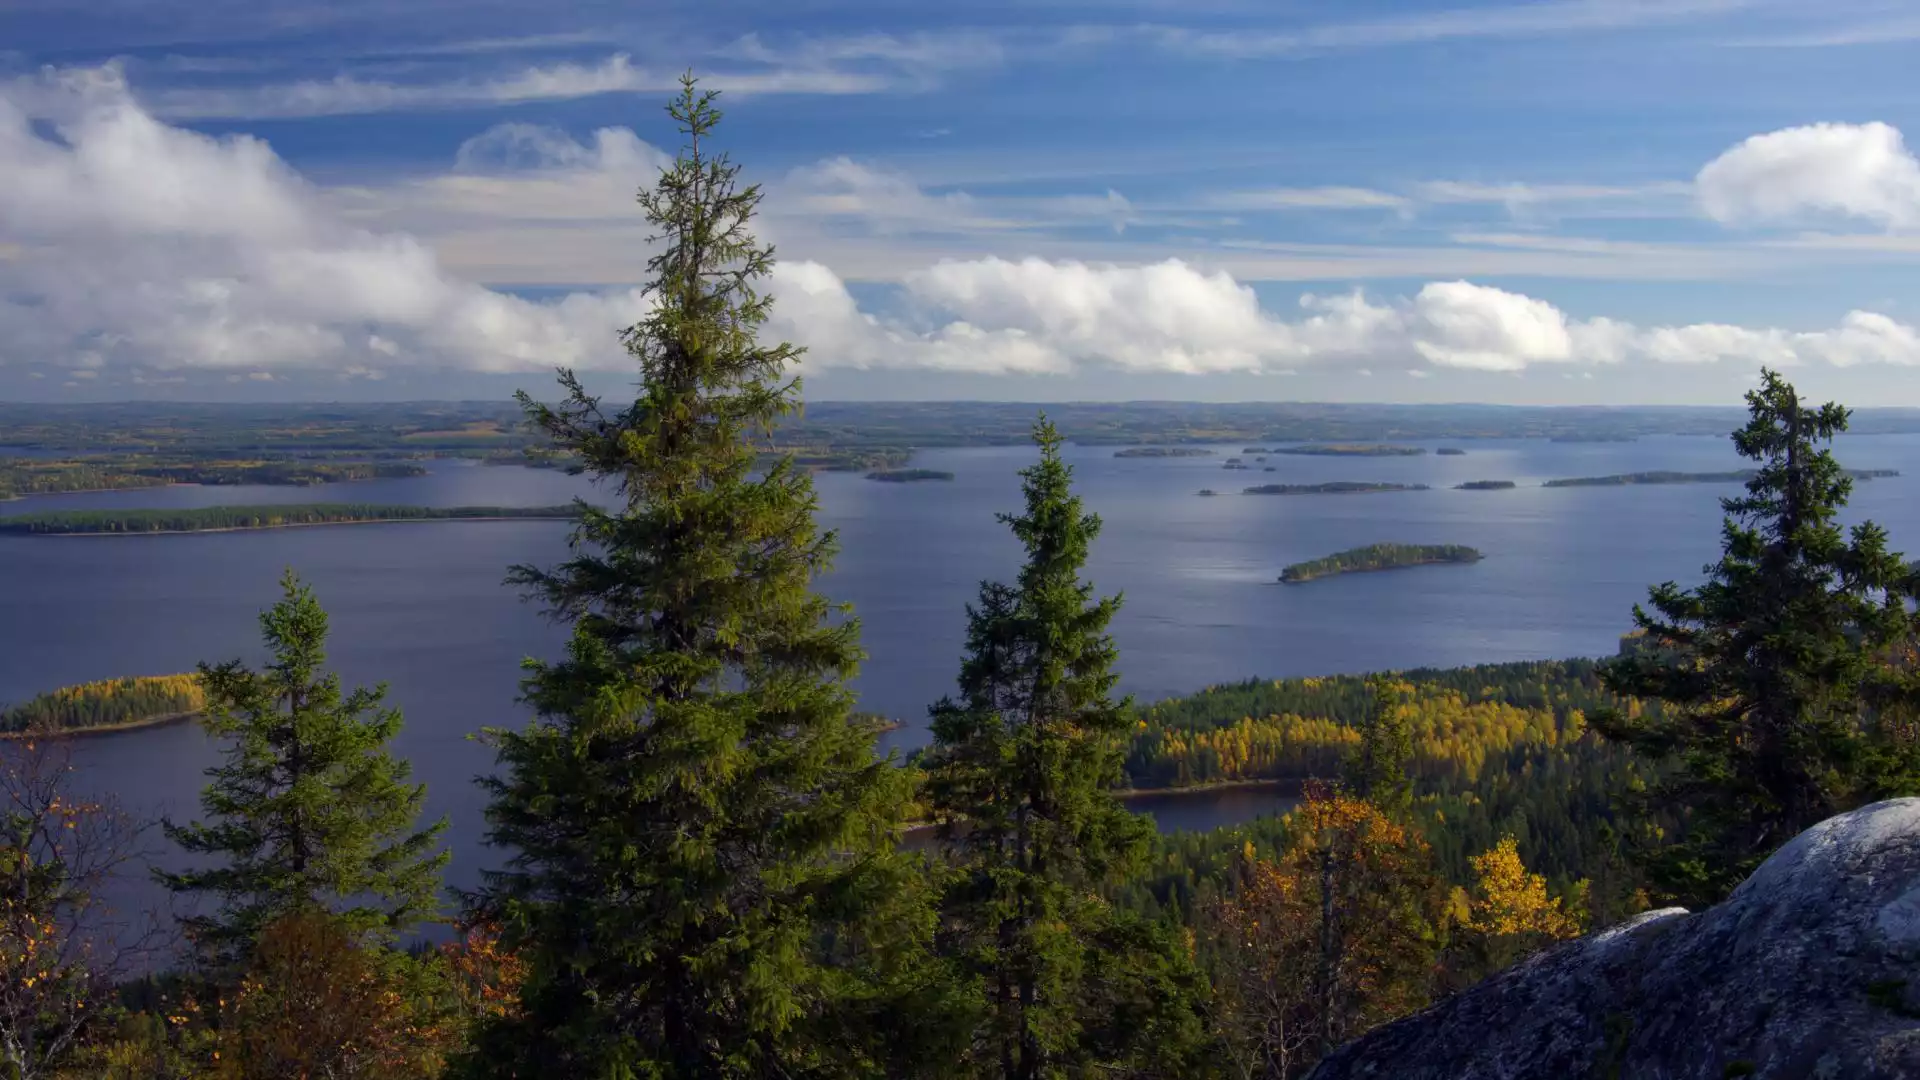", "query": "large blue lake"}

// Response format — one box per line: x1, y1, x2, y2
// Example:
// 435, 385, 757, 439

6, 433, 1920, 905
